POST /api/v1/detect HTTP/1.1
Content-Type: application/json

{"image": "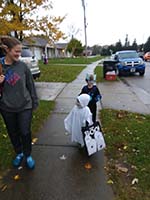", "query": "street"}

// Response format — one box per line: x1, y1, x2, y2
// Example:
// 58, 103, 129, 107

120, 62, 150, 109
122, 62, 150, 93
